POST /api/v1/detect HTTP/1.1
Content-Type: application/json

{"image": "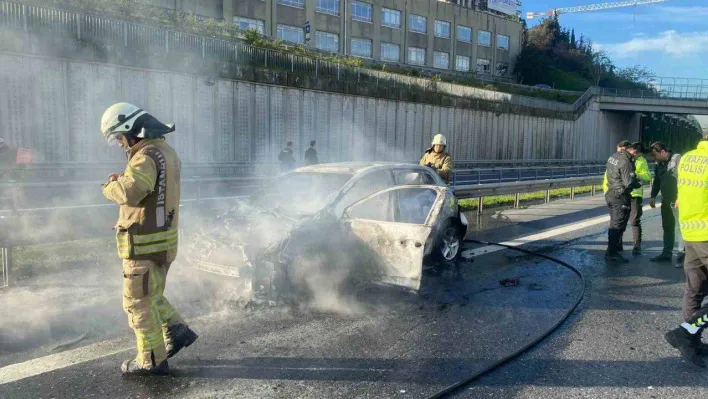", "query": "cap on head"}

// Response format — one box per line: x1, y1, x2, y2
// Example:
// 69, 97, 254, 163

432, 134, 447, 146
100, 102, 147, 146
